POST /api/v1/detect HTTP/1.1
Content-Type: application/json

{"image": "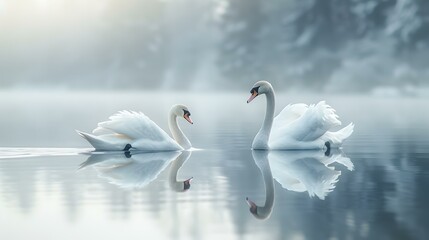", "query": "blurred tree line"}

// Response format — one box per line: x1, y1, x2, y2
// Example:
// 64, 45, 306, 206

1, 0, 428, 93
218, 0, 429, 92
